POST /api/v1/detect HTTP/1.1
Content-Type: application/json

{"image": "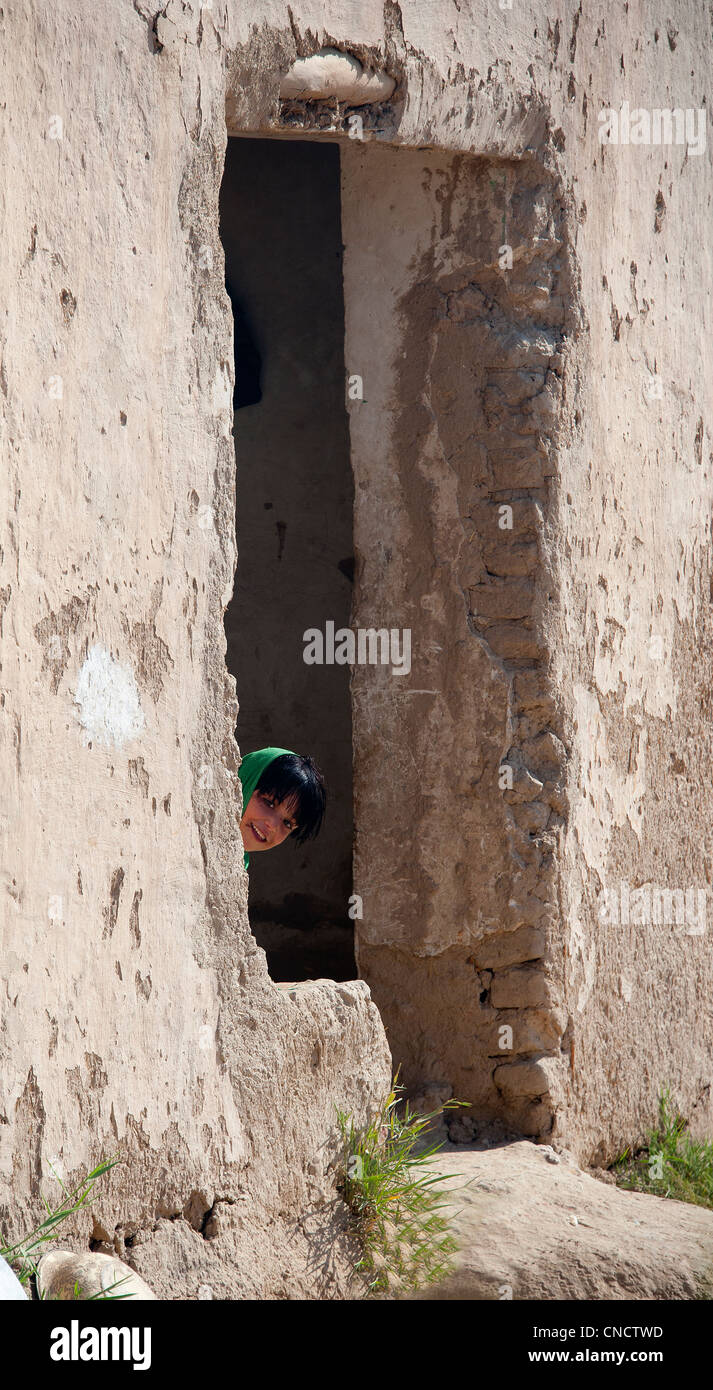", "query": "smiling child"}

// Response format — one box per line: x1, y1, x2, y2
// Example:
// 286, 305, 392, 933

238, 747, 326, 869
